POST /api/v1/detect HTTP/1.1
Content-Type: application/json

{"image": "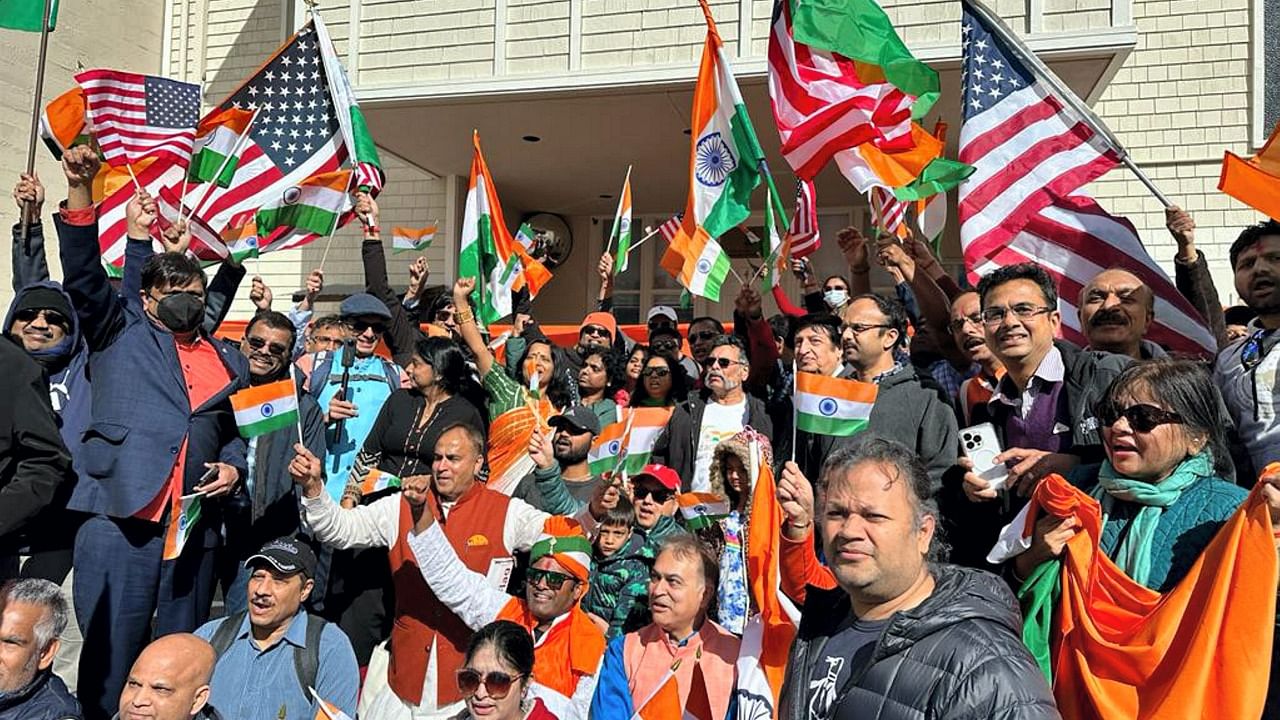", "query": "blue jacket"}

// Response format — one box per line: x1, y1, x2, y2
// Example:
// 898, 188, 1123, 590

55, 215, 249, 520
0, 669, 81, 720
